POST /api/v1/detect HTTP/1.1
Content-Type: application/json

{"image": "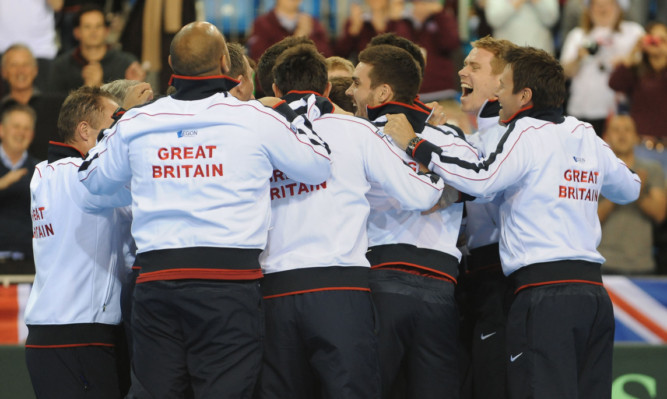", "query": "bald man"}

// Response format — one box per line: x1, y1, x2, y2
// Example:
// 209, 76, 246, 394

78, 22, 331, 399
